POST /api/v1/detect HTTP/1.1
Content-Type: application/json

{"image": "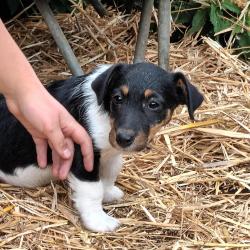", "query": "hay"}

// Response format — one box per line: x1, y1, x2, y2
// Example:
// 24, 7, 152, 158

1, 4, 250, 249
